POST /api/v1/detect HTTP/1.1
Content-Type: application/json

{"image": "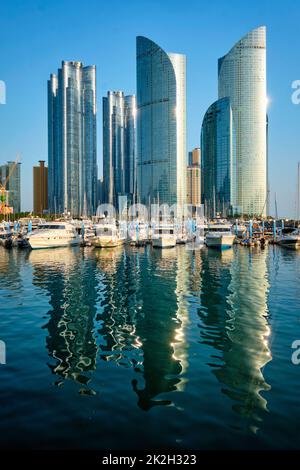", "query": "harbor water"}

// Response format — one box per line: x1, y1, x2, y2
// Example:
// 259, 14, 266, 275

0, 244, 299, 449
